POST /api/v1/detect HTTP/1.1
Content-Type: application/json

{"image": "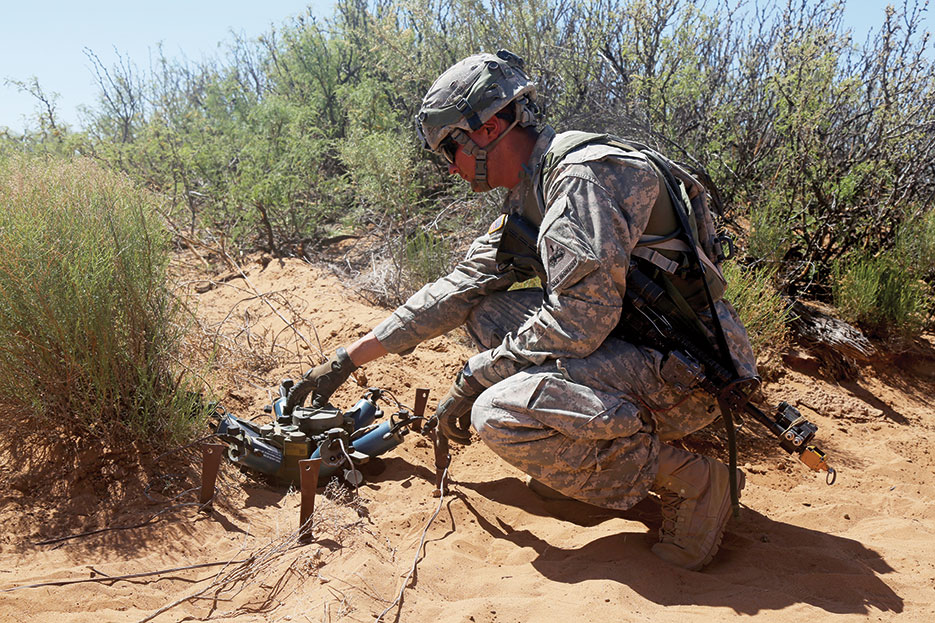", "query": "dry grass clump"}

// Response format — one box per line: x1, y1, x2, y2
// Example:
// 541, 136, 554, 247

721, 260, 791, 356
0, 155, 207, 443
